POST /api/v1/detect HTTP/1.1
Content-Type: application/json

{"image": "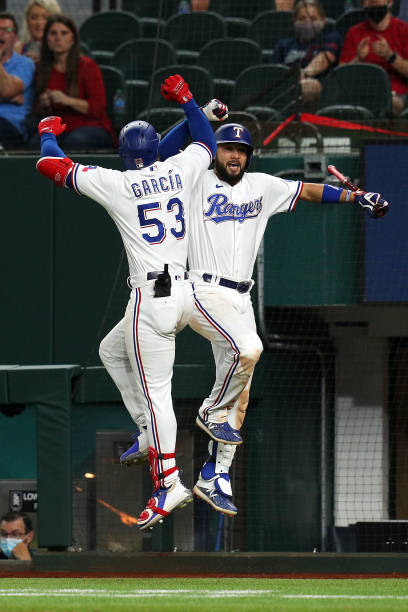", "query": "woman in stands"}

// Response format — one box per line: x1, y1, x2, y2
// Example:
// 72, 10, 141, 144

16, 0, 61, 63
273, 0, 342, 109
32, 14, 115, 149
